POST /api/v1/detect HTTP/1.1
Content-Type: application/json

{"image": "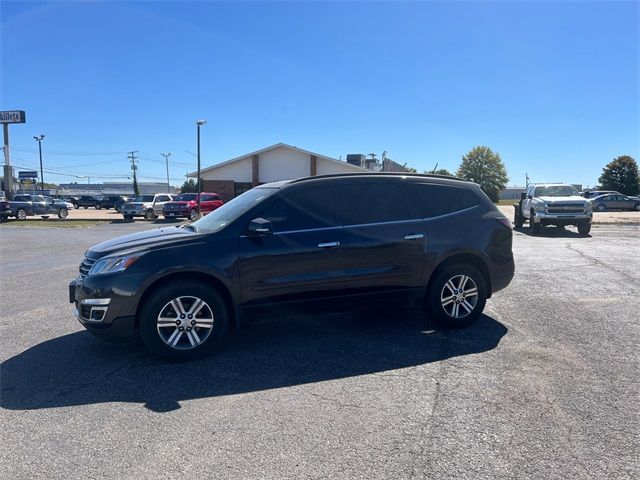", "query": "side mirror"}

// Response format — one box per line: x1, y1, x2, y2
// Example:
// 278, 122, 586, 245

527, 194, 533, 199
248, 217, 273, 235
520, 192, 526, 200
